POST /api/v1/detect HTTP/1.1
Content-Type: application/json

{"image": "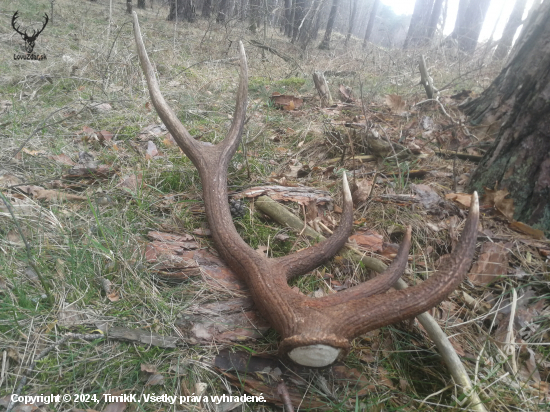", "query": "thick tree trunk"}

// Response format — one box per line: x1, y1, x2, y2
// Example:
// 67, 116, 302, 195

425, 0, 444, 42
202, 0, 212, 17
403, 0, 434, 49
298, 0, 323, 48
127, 0, 132, 14
464, 0, 550, 235
344, 0, 358, 46
217, 0, 229, 22
362, 0, 380, 48
283, 0, 292, 35
137, 0, 145, 9
318, 0, 339, 49
493, 0, 527, 60
457, 0, 491, 53
291, 0, 306, 42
